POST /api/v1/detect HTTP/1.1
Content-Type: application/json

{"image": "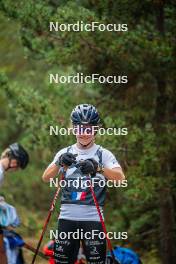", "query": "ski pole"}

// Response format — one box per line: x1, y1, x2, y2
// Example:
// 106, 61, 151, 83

31, 167, 65, 264
88, 175, 121, 264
